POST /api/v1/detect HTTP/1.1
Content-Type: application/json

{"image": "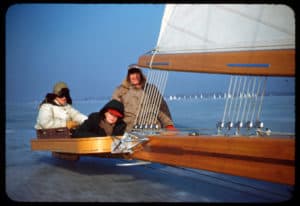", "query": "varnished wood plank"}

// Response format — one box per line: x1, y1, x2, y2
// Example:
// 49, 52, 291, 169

130, 135, 295, 185
31, 137, 114, 154
132, 148, 294, 185
142, 135, 295, 160
138, 49, 295, 76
